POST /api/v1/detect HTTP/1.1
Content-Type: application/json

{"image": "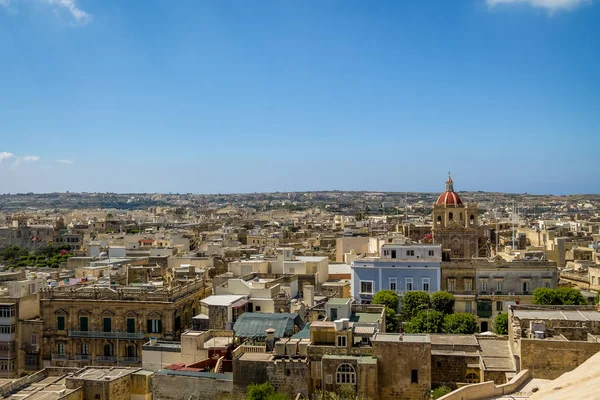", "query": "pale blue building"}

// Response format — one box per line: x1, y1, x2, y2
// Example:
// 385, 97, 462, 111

351, 242, 442, 307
